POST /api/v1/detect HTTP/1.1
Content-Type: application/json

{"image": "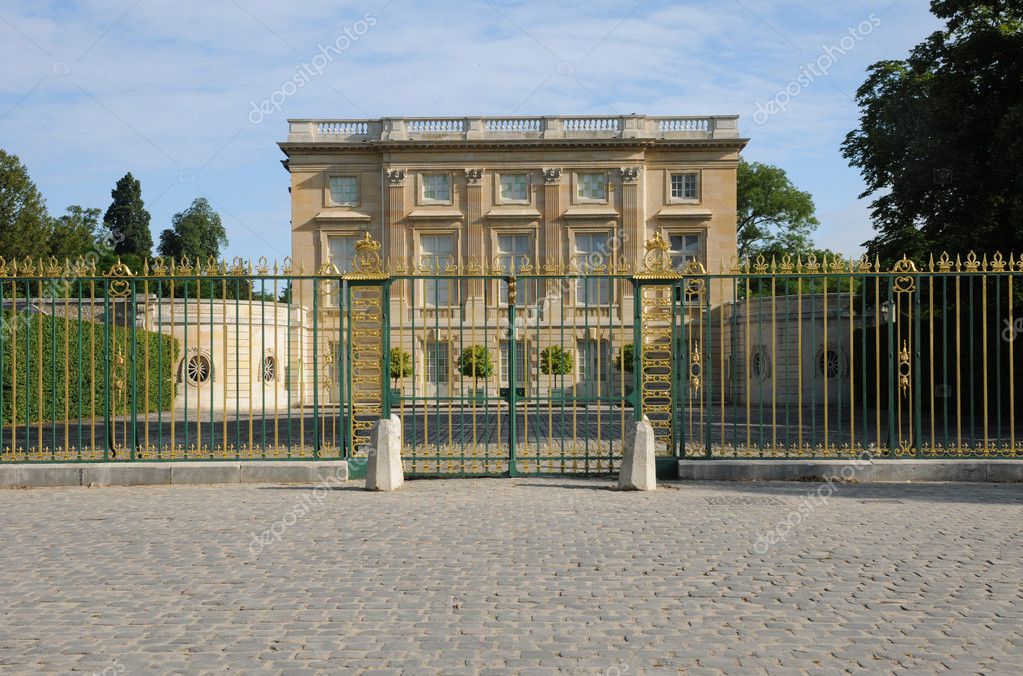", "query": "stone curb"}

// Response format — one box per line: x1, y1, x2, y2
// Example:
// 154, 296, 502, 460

678, 459, 1023, 482
0, 461, 349, 489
